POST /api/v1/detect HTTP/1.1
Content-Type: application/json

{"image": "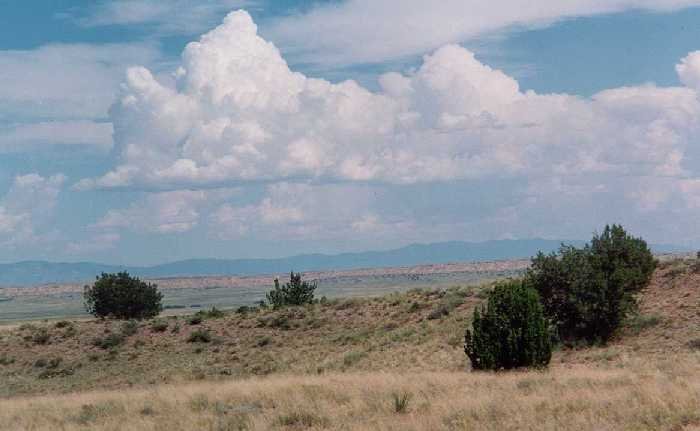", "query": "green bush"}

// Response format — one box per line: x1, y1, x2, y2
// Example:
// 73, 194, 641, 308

525, 224, 656, 344
187, 329, 212, 343
92, 333, 124, 350
464, 280, 551, 371
266, 272, 317, 308
187, 315, 203, 325
84, 272, 163, 320
150, 320, 169, 332
120, 320, 139, 337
